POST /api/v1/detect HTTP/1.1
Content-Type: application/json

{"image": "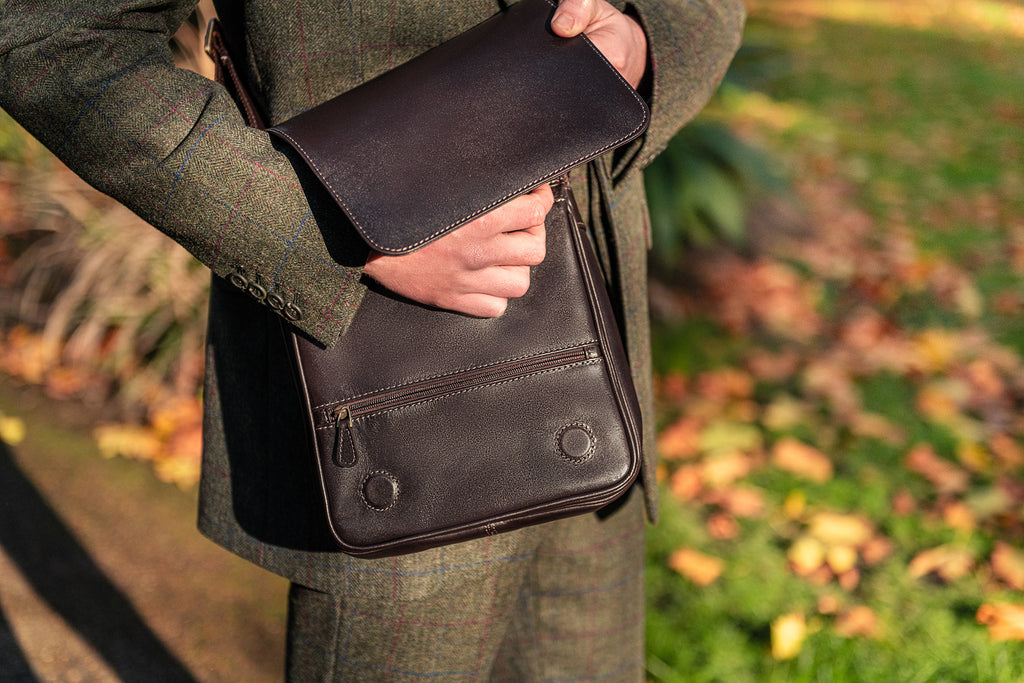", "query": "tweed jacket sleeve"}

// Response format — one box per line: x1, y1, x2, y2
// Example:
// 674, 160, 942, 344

0, 0, 369, 347
625, 0, 747, 174
0, 0, 744, 349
